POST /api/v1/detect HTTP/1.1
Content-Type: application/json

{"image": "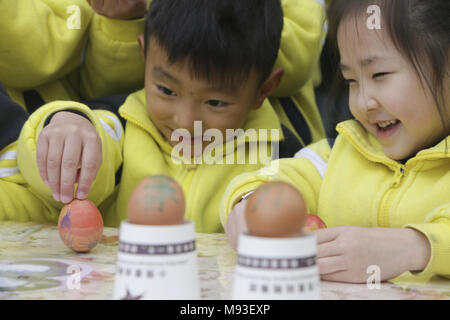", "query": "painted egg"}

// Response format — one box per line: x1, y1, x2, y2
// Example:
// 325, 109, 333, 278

127, 175, 185, 225
58, 199, 104, 253
245, 181, 307, 238
304, 214, 327, 231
